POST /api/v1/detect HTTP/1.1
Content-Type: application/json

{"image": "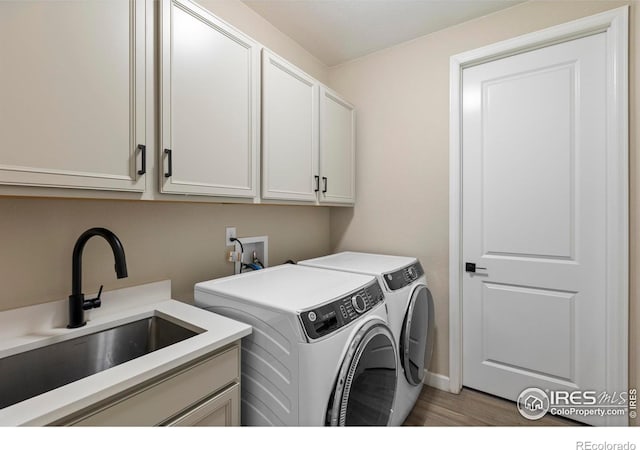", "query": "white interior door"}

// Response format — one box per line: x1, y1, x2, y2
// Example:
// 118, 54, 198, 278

462, 33, 612, 425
